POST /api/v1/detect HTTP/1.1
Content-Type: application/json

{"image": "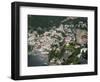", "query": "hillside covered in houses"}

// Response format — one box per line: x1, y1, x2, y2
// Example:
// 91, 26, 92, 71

28, 15, 88, 66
